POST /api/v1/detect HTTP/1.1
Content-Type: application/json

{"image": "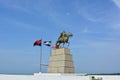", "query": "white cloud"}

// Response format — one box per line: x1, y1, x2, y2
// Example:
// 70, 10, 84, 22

0, 0, 60, 22
83, 27, 88, 33
112, 23, 120, 30
109, 20, 120, 36
77, 9, 99, 22
0, 0, 38, 15
112, 0, 120, 8
80, 27, 102, 34
1, 18, 44, 31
